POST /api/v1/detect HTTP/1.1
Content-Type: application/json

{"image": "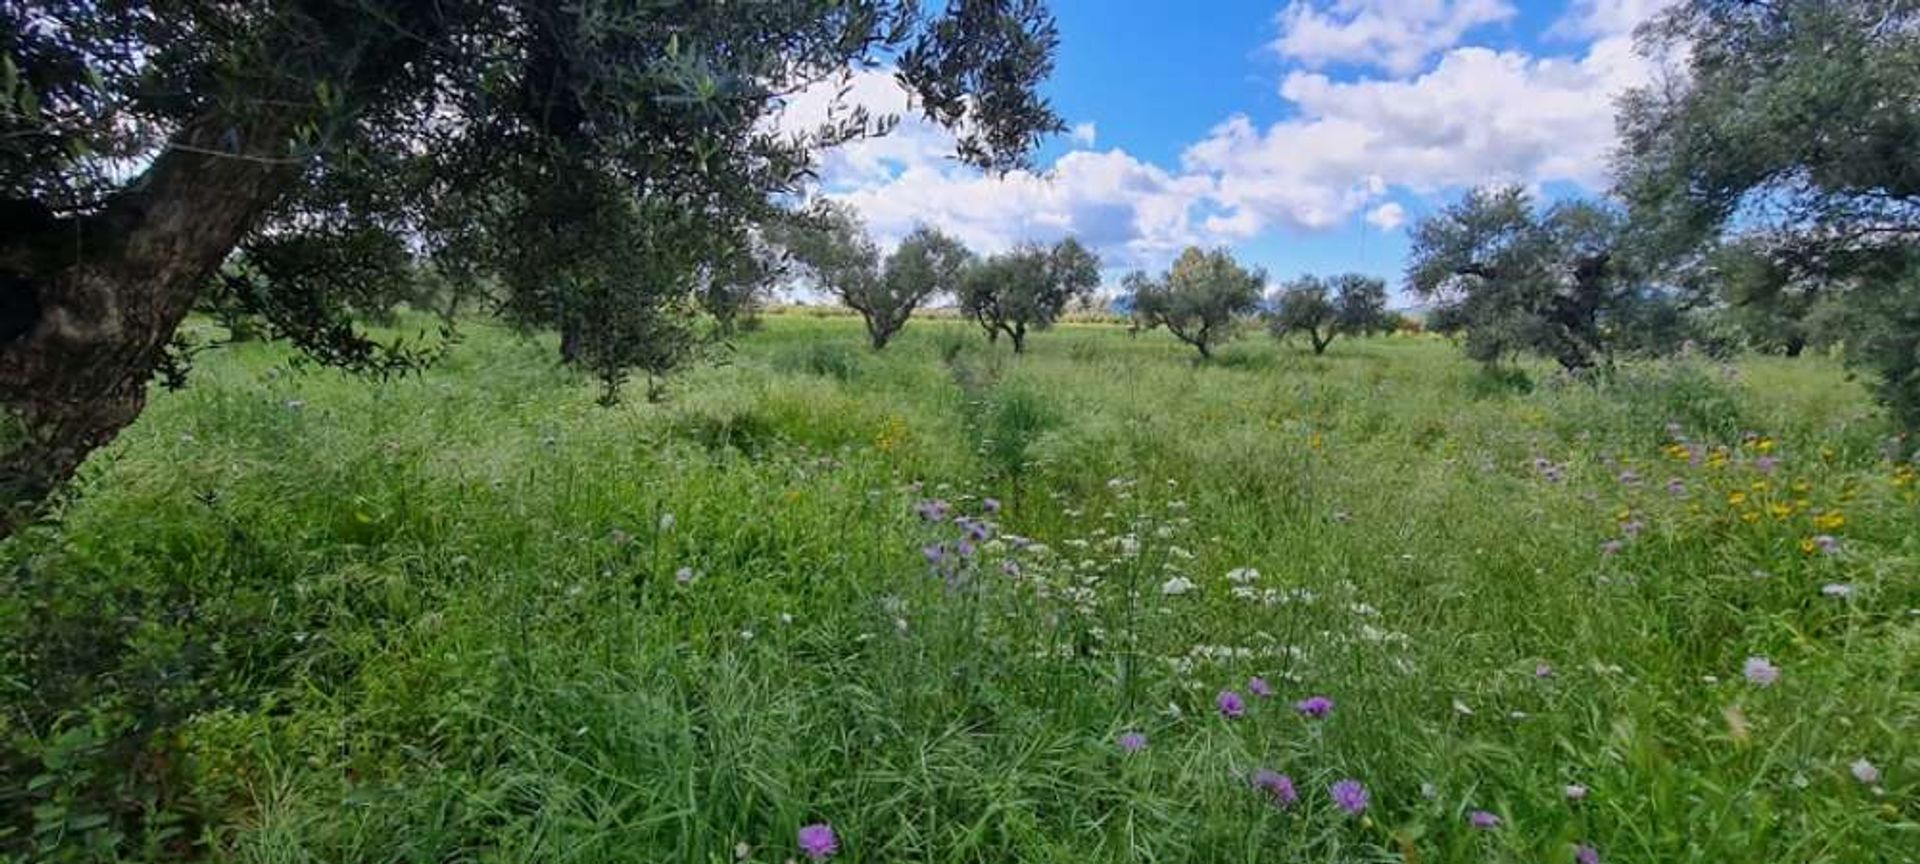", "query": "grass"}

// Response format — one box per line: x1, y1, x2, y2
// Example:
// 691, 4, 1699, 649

3, 315, 1916, 863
